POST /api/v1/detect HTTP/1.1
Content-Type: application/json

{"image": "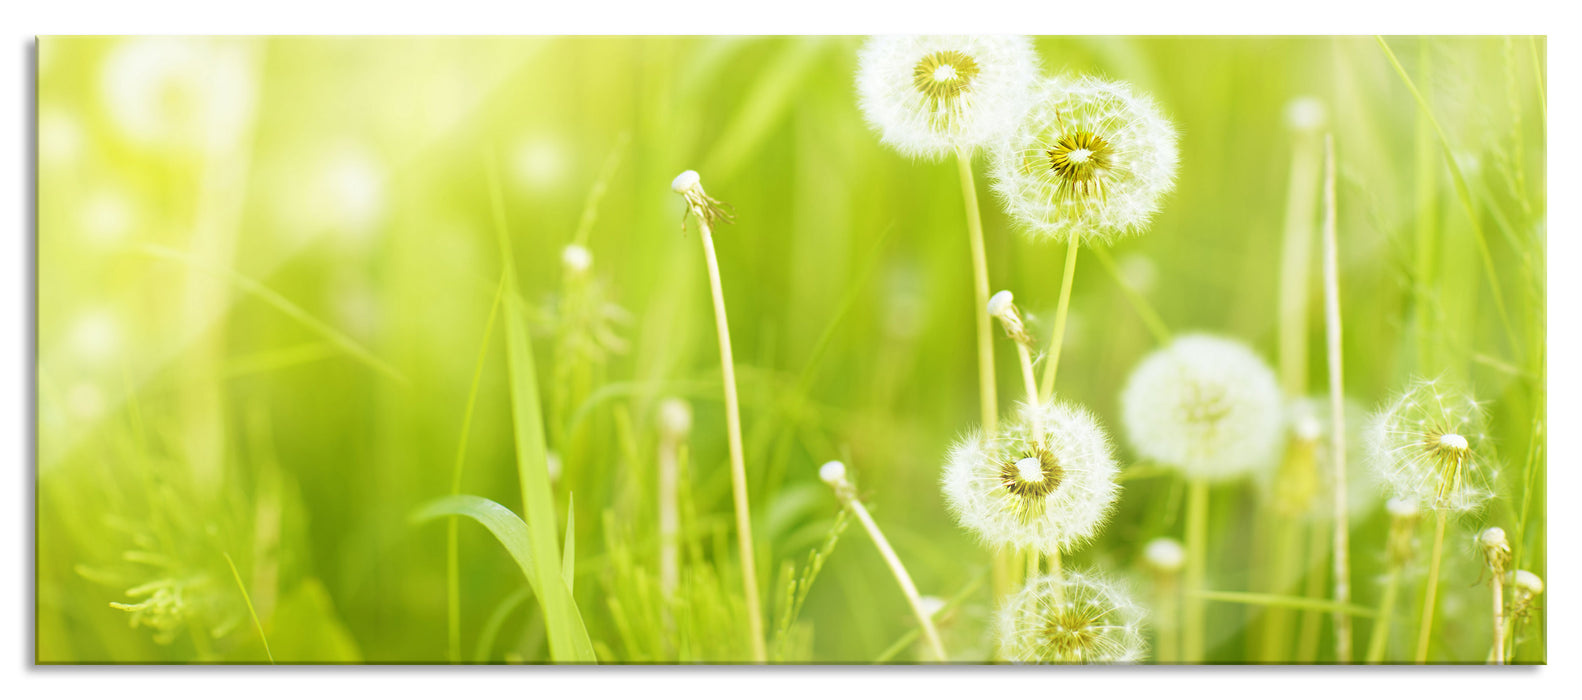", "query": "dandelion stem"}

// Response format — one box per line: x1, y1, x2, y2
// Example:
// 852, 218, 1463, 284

1415, 512, 1447, 663
1090, 246, 1171, 345
954, 147, 998, 435
1321, 134, 1354, 663
1155, 572, 1181, 664
1491, 567, 1506, 665
1037, 235, 1080, 402
845, 496, 947, 662
695, 215, 768, 663
1182, 479, 1209, 663
1365, 566, 1403, 663
1015, 343, 1039, 408
446, 275, 505, 664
